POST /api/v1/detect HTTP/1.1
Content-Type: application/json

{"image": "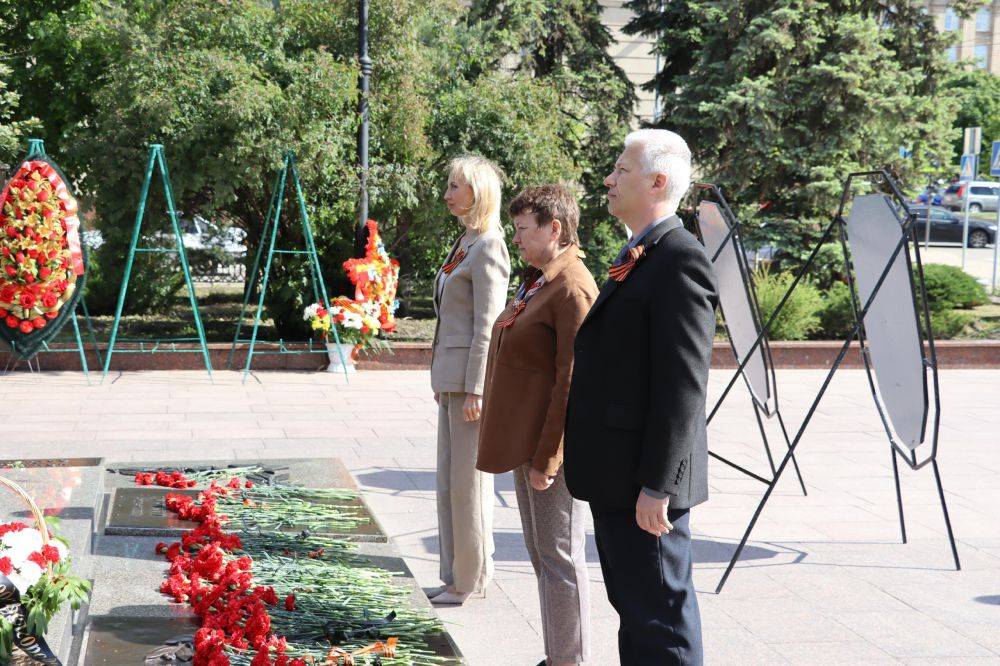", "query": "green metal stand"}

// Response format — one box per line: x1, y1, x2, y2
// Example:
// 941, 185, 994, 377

227, 151, 347, 383
102, 144, 213, 381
